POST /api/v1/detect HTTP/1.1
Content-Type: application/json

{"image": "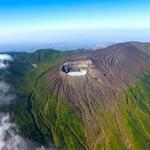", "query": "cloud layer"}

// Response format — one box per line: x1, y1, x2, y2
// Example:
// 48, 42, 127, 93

0, 81, 15, 104
0, 113, 51, 150
0, 54, 13, 69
